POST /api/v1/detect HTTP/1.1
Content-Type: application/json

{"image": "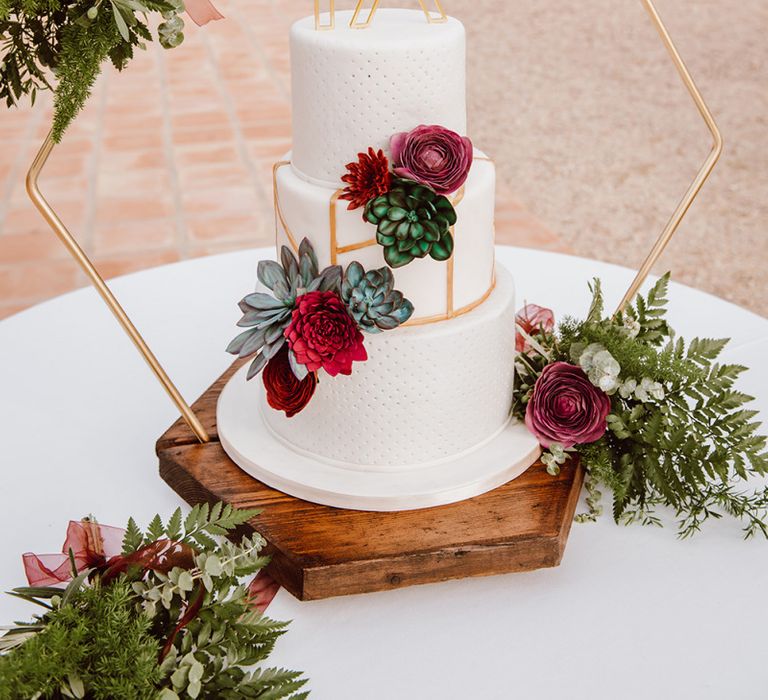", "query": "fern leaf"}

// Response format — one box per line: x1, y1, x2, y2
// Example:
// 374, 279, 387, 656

145, 514, 165, 544
121, 517, 144, 554
165, 508, 182, 541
